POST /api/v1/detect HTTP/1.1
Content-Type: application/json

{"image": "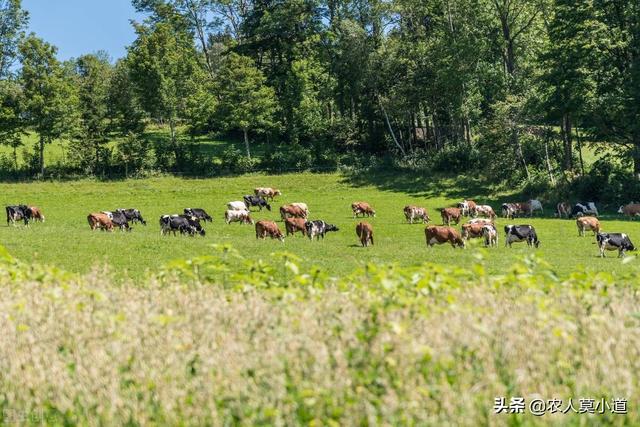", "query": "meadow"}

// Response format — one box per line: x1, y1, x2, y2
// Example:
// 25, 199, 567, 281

0, 171, 639, 280
2, 172, 640, 426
